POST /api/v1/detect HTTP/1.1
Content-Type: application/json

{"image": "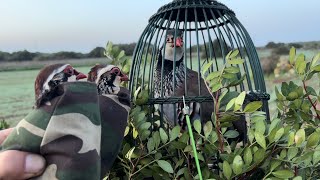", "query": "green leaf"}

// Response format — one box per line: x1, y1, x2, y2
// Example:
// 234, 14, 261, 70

254, 148, 265, 163
106, 41, 113, 54
281, 82, 290, 96
176, 167, 187, 177
229, 49, 240, 59
280, 149, 287, 159
209, 131, 218, 143
289, 47, 296, 64
222, 72, 237, 79
206, 71, 221, 81
228, 58, 245, 65
270, 159, 281, 171
268, 118, 281, 134
295, 129, 305, 146
175, 158, 185, 169
139, 122, 151, 131
224, 130, 239, 139
122, 63, 130, 74
232, 155, 244, 175
197, 153, 205, 161
124, 126, 130, 137
274, 128, 284, 142
193, 120, 202, 134
224, 66, 240, 73
202, 61, 213, 74
223, 161, 232, 180
147, 137, 155, 153
313, 146, 320, 164
295, 54, 306, 75
255, 120, 266, 134
159, 128, 168, 144
272, 170, 294, 179
140, 130, 150, 141
243, 101, 263, 113
125, 147, 135, 160
311, 64, 320, 72
244, 147, 253, 165
311, 52, 320, 67
157, 160, 174, 174
306, 132, 320, 148
293, 177, 303, 180
179, 131, 189, 143
287, 131, 295, 146
286, 92, 299, 101
184, 145, 193, 152
132, 127, 138, 139
211, 82, 222, 93
248, 129, 255, 144
287, 147, 298, 160
225, 98, 236, 112
117, 50, 125, 60
170, 126, 181, 141
235, 91, 246, 107
204, 121, 213, 138
255, 132, 266, 149
153, 131, 161, 149
306, 86, 317, 96
275, 87, 285, 101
